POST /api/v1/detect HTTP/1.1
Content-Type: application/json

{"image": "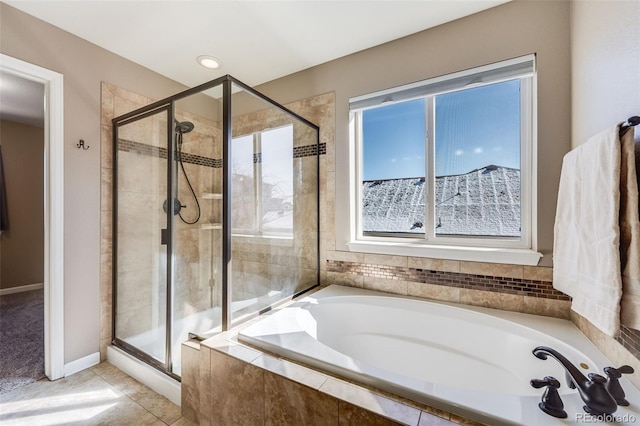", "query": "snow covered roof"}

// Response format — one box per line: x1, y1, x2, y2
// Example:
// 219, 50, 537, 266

362, 165, 520, 237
